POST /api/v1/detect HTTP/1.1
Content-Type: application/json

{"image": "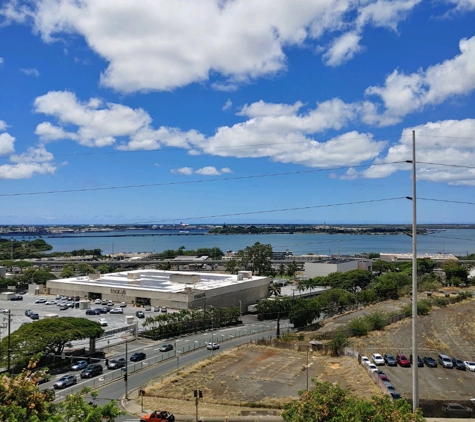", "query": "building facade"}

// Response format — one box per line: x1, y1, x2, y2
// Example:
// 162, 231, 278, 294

46, 269, 270, 311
